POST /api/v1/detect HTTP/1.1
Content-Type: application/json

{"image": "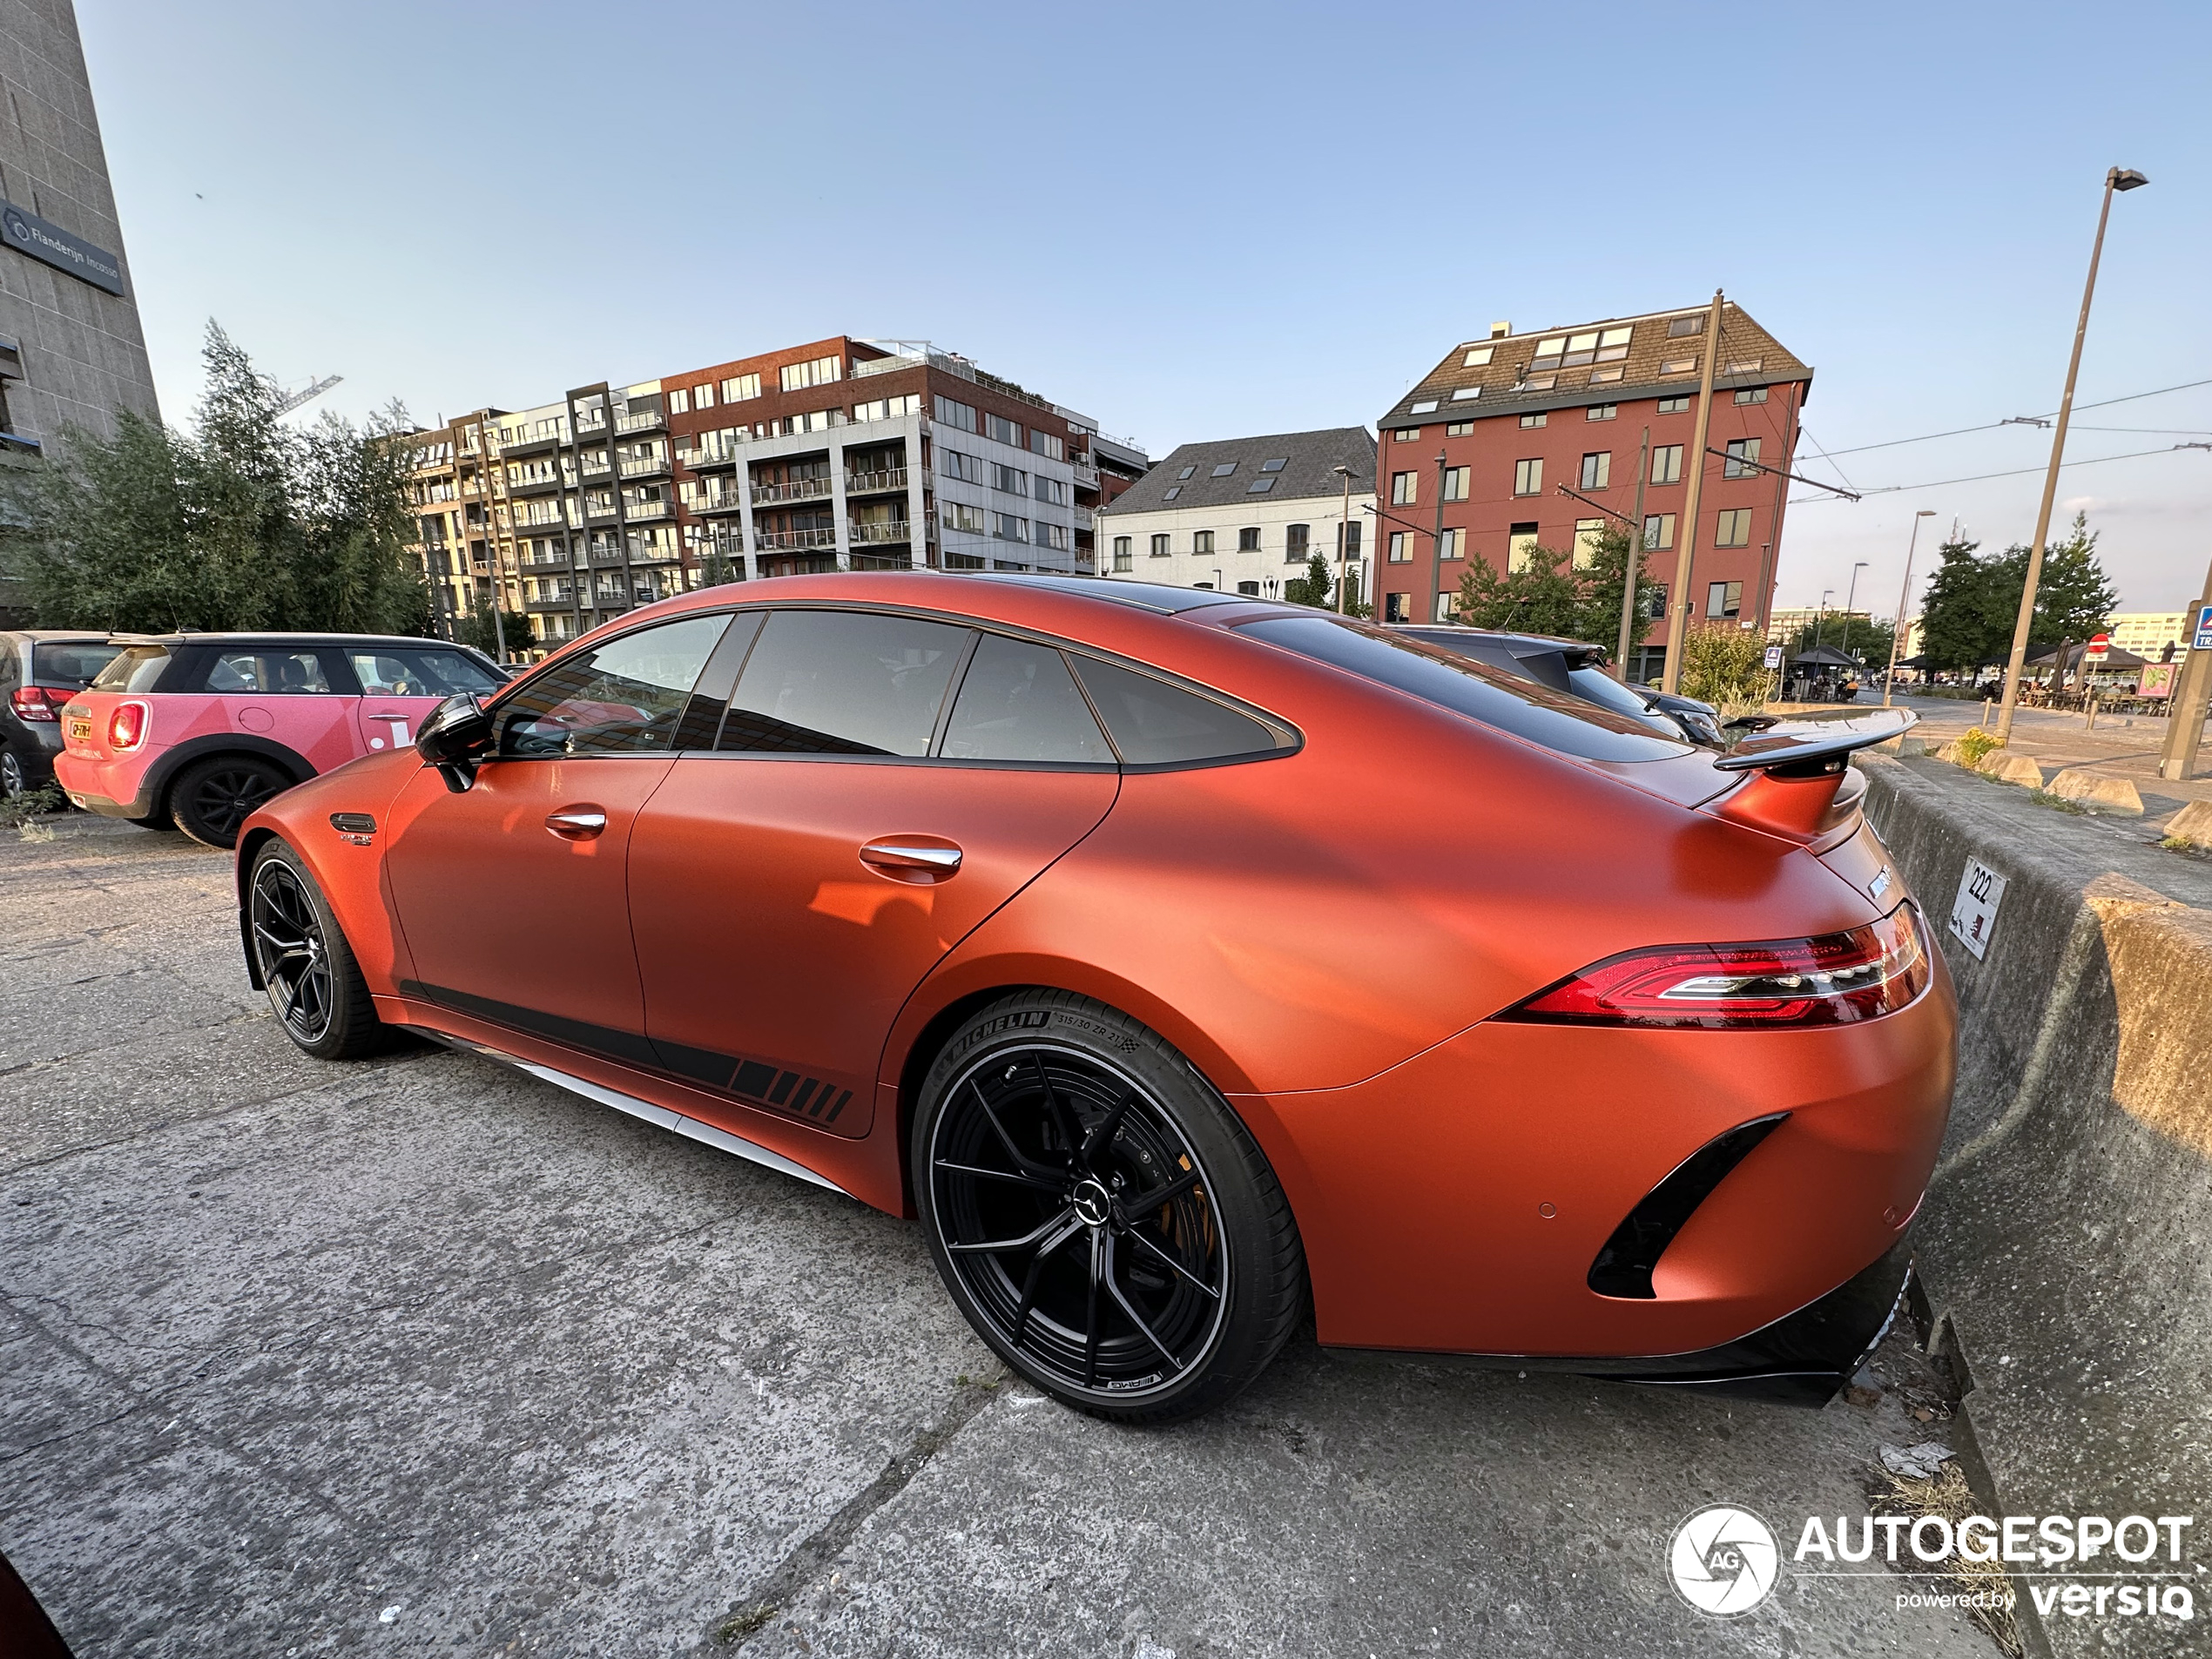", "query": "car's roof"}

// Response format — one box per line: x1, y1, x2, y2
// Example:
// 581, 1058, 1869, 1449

2, 629, 120, 642
105, 631, 484, 651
